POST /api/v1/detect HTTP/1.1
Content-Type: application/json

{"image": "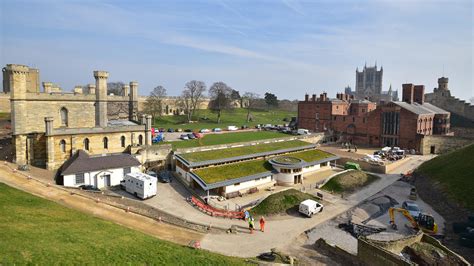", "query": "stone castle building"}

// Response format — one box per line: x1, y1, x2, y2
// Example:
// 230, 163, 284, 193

6, 64, 152, 171
353, 64, 398, 103
425, 77, 474, 123
298, 81, 453, 152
